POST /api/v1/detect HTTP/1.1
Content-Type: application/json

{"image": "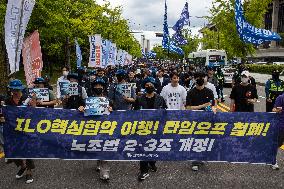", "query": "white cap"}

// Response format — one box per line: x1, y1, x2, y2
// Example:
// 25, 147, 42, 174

241, 71, 250, 77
